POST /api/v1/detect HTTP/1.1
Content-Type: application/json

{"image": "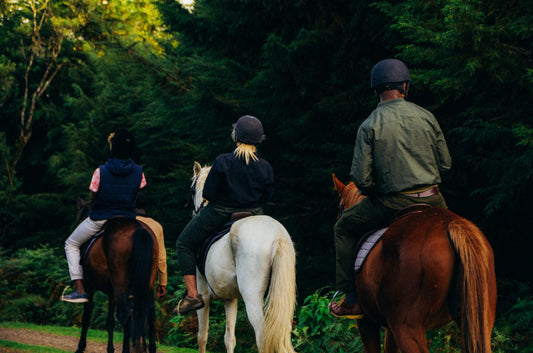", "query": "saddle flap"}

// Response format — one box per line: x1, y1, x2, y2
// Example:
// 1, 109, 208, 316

196, 213, 254, 276
354, 228, 386, 273
80, 229, 105, 266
